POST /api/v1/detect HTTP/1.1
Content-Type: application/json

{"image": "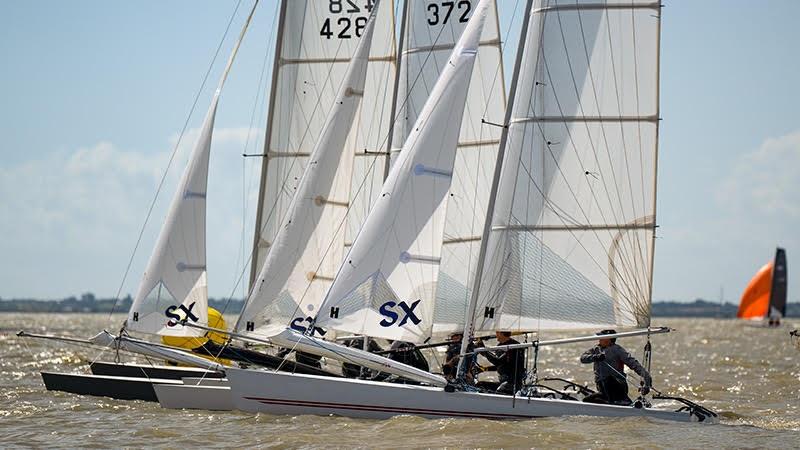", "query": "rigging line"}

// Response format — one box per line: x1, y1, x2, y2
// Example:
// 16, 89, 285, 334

629, 6, 653, 294
570, 7, 649, 300
550, 7, 641, 278
601, 5, 649, 294
107, 0, 245, 322
238, 3, 357, 322
285, 3, 465, 325
448, 0, 517, 269
228, 5, 279, 314
499, 135, 642, 318
531, 119, 643, 306
540, 23, 646, 304
247, 4, 388, 325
